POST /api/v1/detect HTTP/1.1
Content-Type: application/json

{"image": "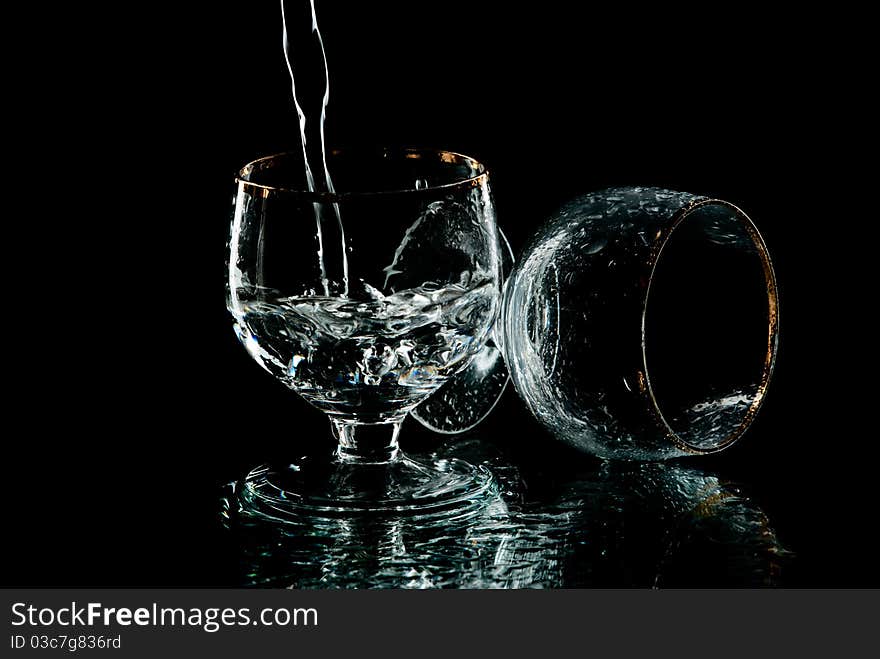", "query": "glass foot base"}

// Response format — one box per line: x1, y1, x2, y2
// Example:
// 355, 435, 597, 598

234, 452, 496, 523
